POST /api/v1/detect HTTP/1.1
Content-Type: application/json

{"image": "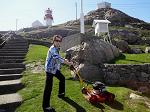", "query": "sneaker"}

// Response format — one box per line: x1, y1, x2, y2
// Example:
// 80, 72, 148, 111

43, 107, 55, 112
58, 93, 65, 98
